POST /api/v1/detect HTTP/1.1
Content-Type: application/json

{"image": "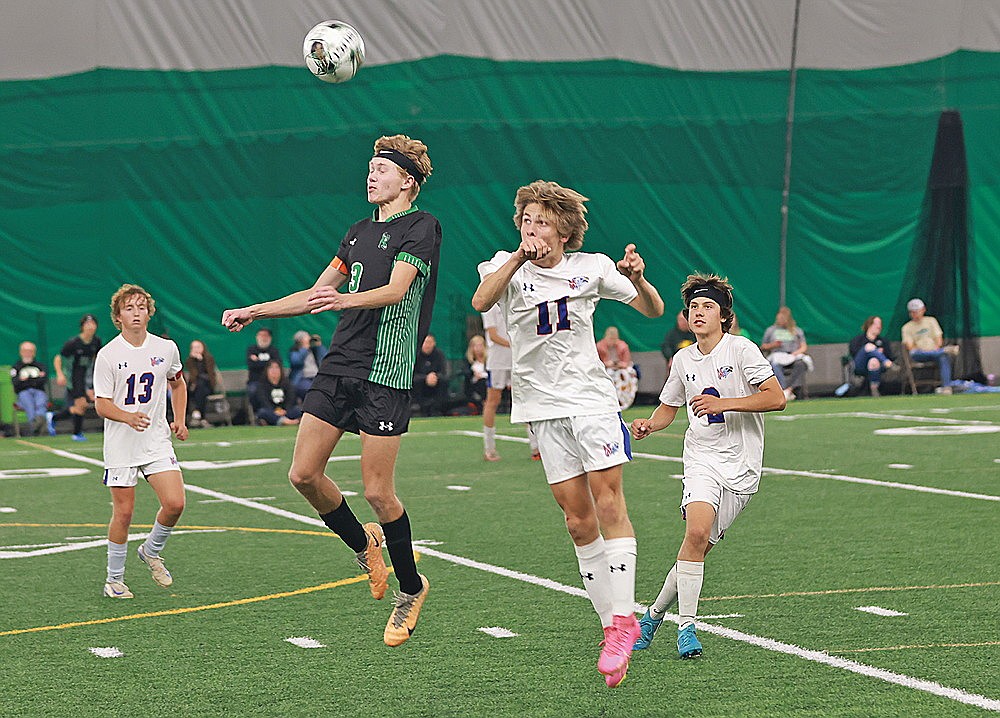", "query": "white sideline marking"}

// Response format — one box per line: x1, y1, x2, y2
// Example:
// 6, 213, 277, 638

446, 485, 472, 491
887, 464, 913, 469
765, 411, 996, 426
479, 627, 518, 638
199, 496, 276, 504
700, 613, 744, 619
0, 529, 224, 559
476, 432, 1000, 503
181, 459, 279, 470
875, 426, 1000, 436
0, 507, 17, 513
285, 636, 326, 649
0, 467, 91, 480
855, 606, 908, 617
18, 444, 1000, 710
89, 647, 124, 658
328, 455, 362, 463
